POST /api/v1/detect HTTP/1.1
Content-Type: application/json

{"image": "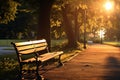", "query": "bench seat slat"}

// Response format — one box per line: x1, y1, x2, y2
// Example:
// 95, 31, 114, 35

19, 46, 47, 54
22, 57, 36, 63
16, 45, 34, 51
38, 51, 63, 62
22, 51, 63, 63
16, 43, 47, 51
15, 39, 46, 46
